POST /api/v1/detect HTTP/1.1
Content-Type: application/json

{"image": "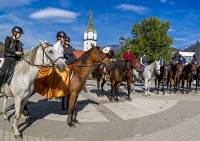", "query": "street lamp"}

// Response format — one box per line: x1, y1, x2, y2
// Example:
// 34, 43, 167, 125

119, 36, 125, 48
